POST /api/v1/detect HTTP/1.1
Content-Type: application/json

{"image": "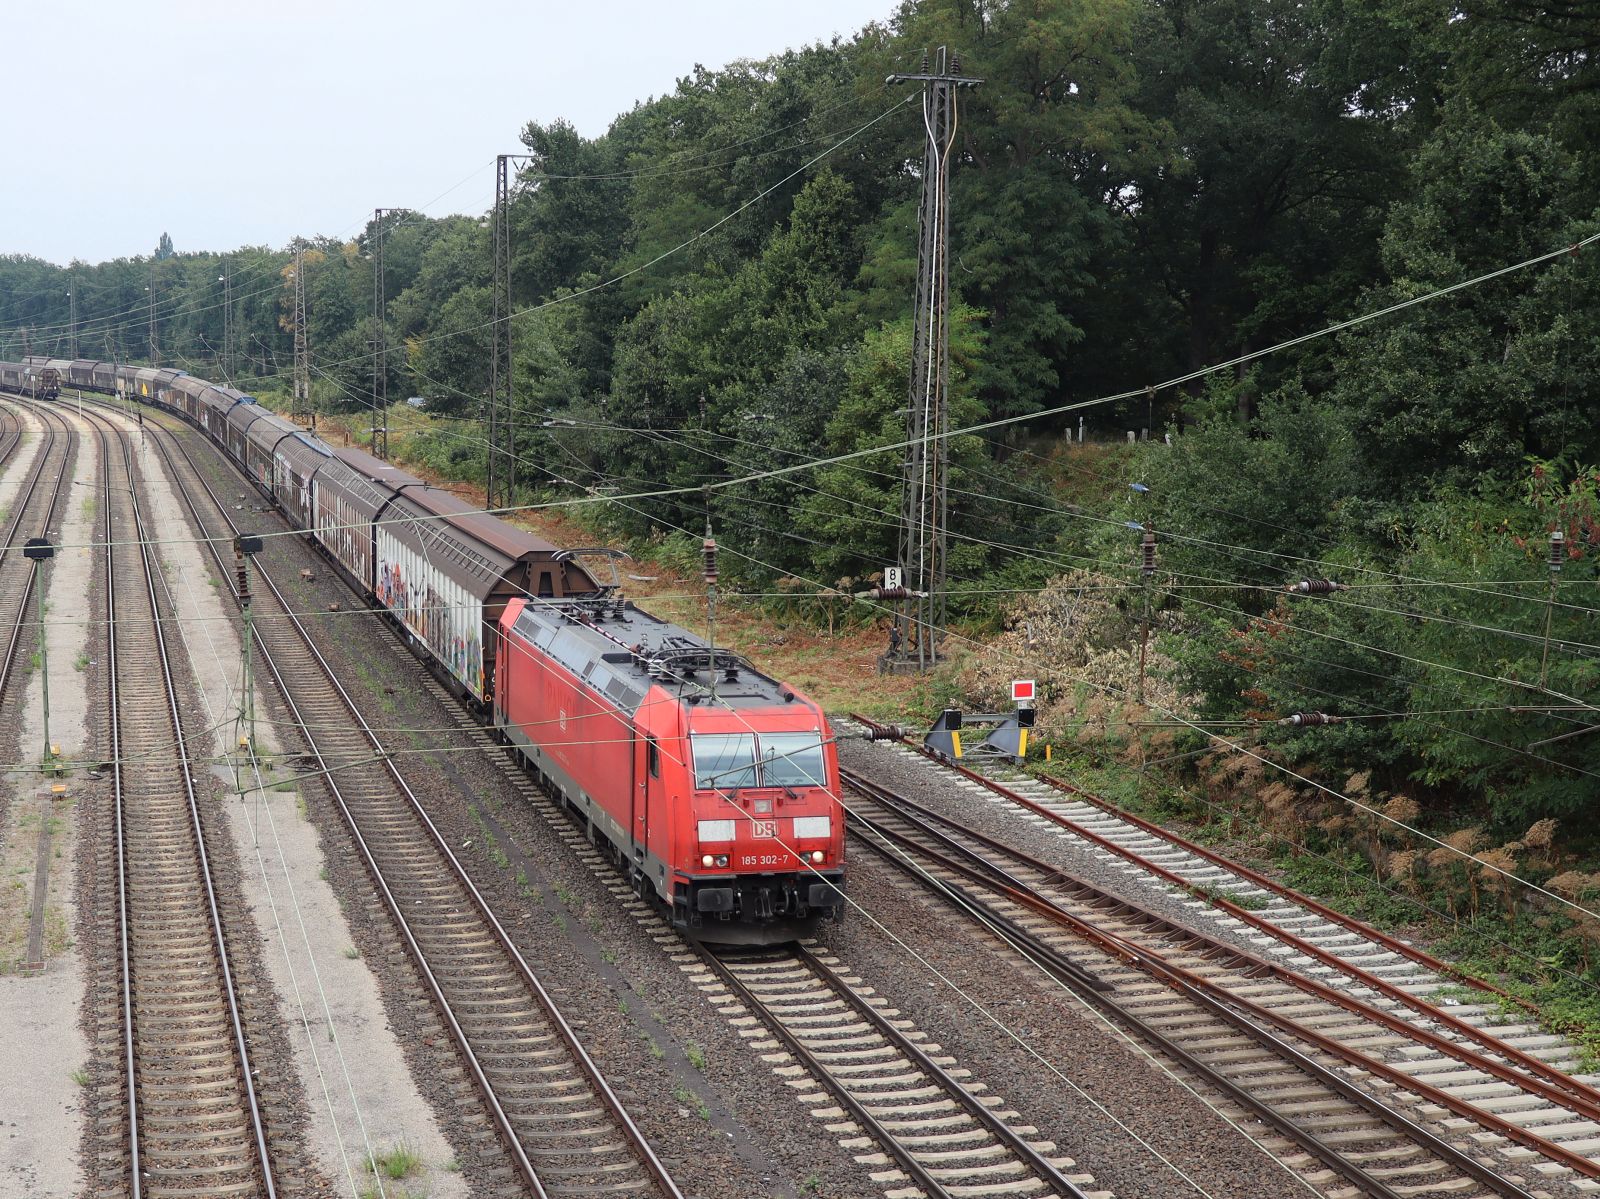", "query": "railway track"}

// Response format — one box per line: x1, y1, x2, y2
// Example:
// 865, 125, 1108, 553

93, 410, 278, 1198
310, 594, 1121, 1199
0, 401, 74, 709
124, 402, 684, 1199
0, 397, 23, 464
701, 942, 1102, 1199
398, 729, 1120, 1199
843, 725, 1600, 1195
